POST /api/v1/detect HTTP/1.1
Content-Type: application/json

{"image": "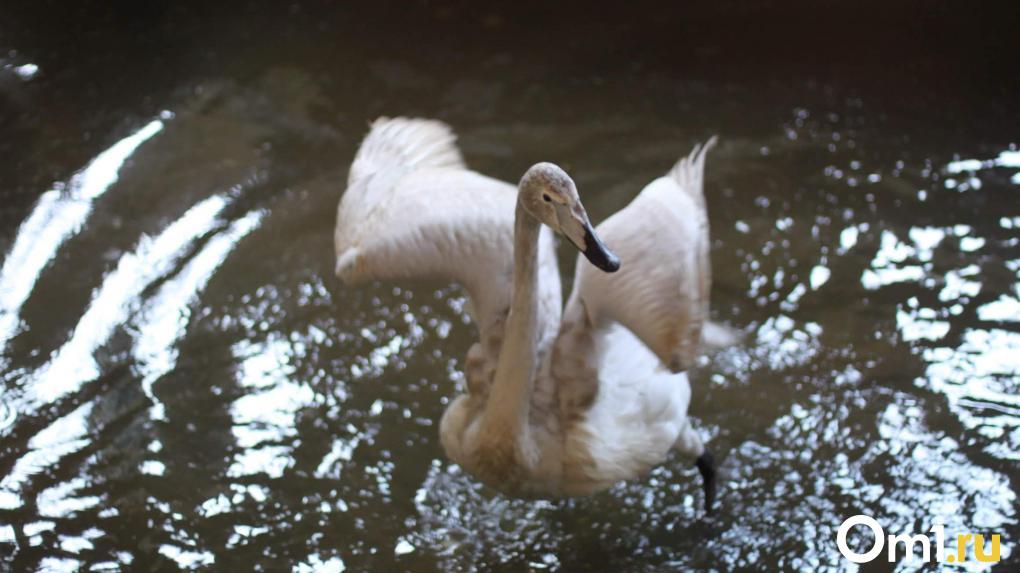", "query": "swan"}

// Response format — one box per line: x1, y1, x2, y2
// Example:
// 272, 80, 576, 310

334, 117, 720, 511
